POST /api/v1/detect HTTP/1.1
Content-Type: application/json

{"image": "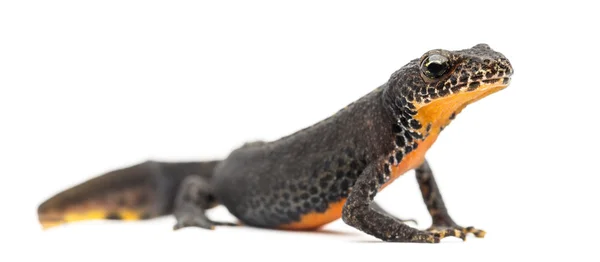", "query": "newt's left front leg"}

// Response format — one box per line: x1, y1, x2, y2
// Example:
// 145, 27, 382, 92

416, 159, 486, 239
